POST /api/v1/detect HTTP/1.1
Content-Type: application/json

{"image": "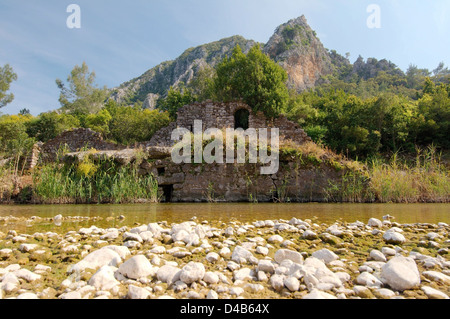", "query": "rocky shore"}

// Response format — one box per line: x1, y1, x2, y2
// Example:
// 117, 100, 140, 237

0, 214, 449, 299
